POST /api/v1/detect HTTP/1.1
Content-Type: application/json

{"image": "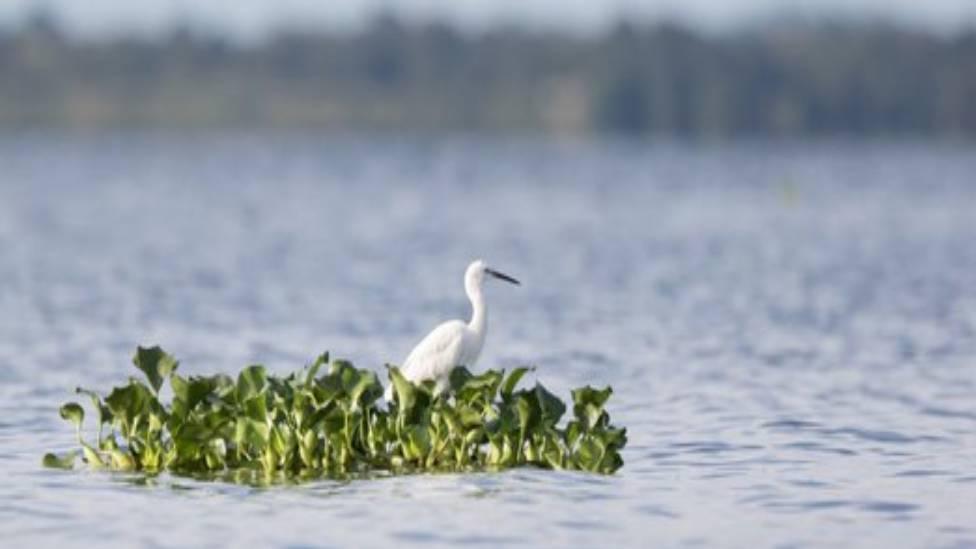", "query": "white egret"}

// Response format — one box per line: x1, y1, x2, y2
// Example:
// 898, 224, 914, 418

384, 259, 520, 401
